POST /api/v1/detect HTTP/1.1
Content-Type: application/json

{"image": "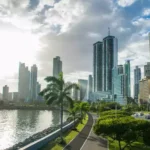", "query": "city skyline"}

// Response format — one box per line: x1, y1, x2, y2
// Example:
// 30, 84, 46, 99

0, 0, 150, 97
